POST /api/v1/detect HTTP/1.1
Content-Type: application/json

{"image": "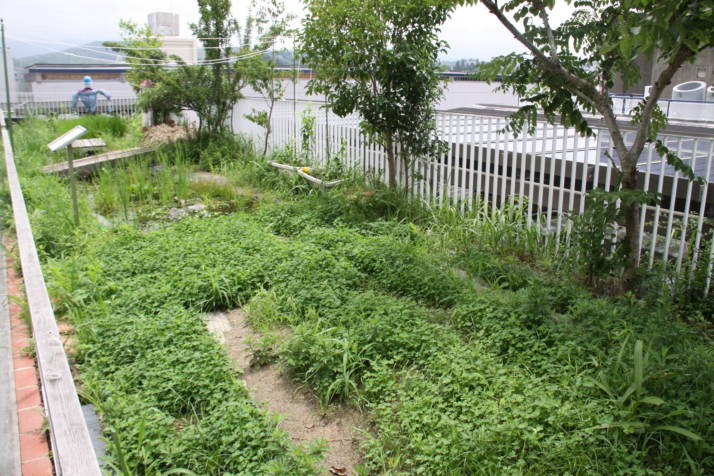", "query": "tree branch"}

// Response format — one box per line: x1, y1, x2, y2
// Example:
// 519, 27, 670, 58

603, 149, 622, 174
539, 7, 559, 61
480, 0, 599, 100
627, 46, 696, 168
